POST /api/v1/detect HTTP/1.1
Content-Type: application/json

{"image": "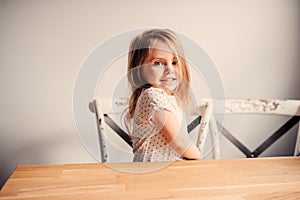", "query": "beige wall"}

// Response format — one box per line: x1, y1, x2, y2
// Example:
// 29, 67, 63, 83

0, 0, 299, 188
